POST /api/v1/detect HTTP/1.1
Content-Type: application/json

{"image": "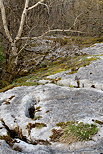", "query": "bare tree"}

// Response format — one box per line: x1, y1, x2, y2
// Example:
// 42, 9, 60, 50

1, 0, 102, 82
0, 0, 84, 82
0, 0, 48, 81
